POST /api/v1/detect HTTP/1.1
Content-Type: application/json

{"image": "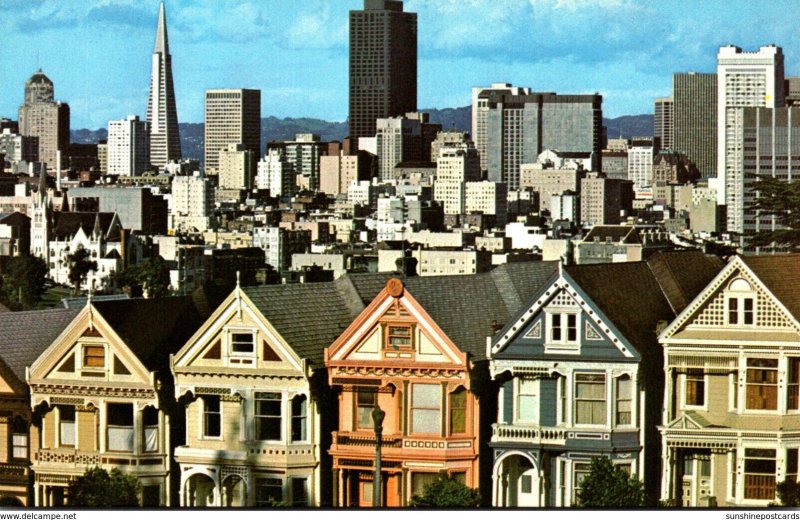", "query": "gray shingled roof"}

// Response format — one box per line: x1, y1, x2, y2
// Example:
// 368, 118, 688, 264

243, 282, 360, 367
243, 261, 558, 367
646, 250, 726, 314
742, 254, 800, 321
0, 308, 80, 392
